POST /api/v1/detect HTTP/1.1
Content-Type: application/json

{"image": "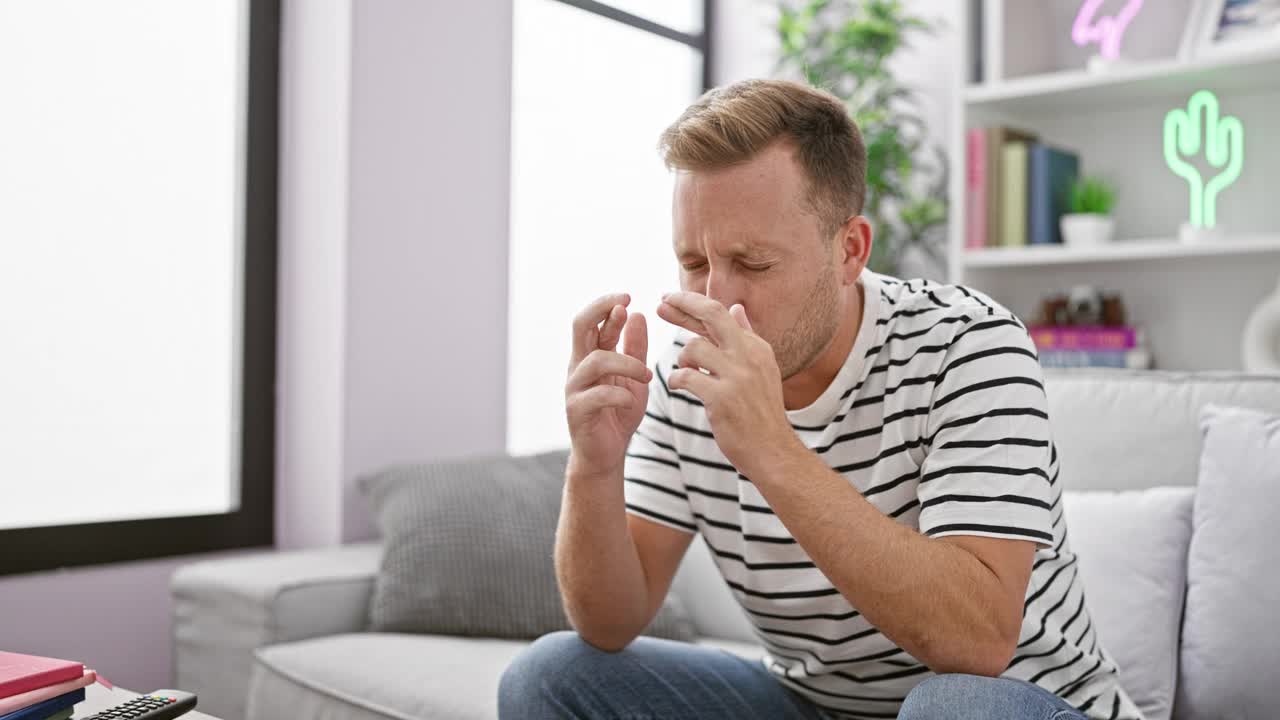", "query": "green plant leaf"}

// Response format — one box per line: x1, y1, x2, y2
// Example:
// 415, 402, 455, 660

1068, 176, 1117, 215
